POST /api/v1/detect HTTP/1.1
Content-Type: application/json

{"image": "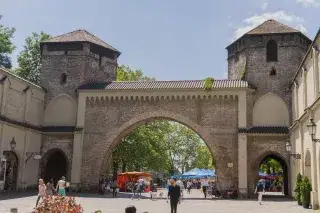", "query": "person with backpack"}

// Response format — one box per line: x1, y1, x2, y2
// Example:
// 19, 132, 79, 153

254, 178, 265, 205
